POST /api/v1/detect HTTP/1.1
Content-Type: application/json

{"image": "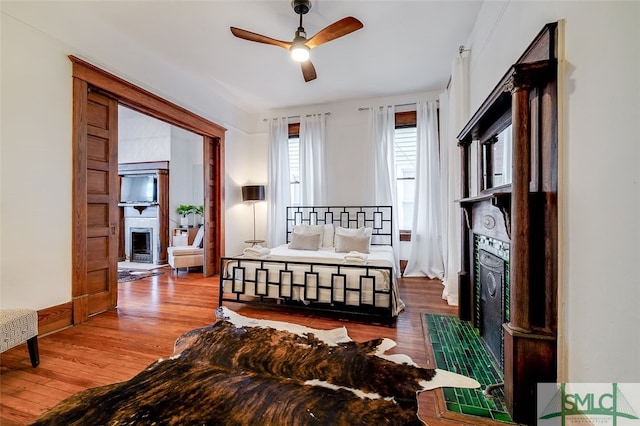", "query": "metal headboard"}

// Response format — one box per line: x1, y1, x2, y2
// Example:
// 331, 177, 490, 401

286, 206, 393, 246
